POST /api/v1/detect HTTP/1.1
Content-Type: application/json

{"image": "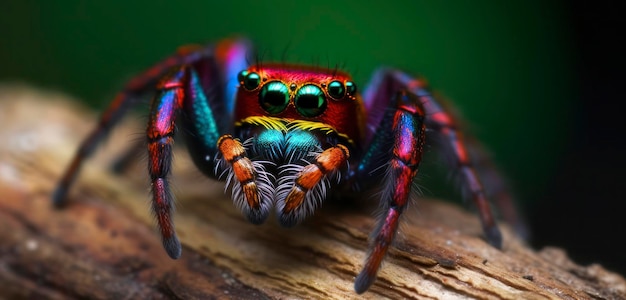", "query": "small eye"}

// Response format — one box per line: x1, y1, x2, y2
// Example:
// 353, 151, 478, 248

238, 70, 261, 90
345, 81, 357, 96
295, 84, 327, 117
259, 81, 289, 114
327, 80, 345, 99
